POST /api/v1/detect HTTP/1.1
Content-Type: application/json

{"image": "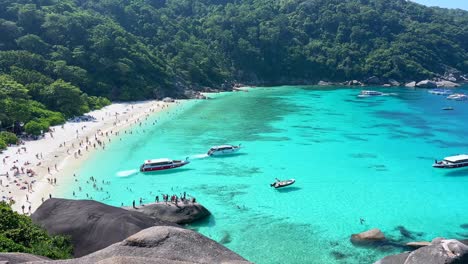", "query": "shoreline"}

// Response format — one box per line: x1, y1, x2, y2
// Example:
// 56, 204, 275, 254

0, 100, 184, 213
